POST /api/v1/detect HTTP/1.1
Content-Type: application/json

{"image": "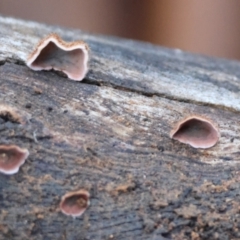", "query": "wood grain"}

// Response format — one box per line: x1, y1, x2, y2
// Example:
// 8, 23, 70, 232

0, 16, 240, 240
